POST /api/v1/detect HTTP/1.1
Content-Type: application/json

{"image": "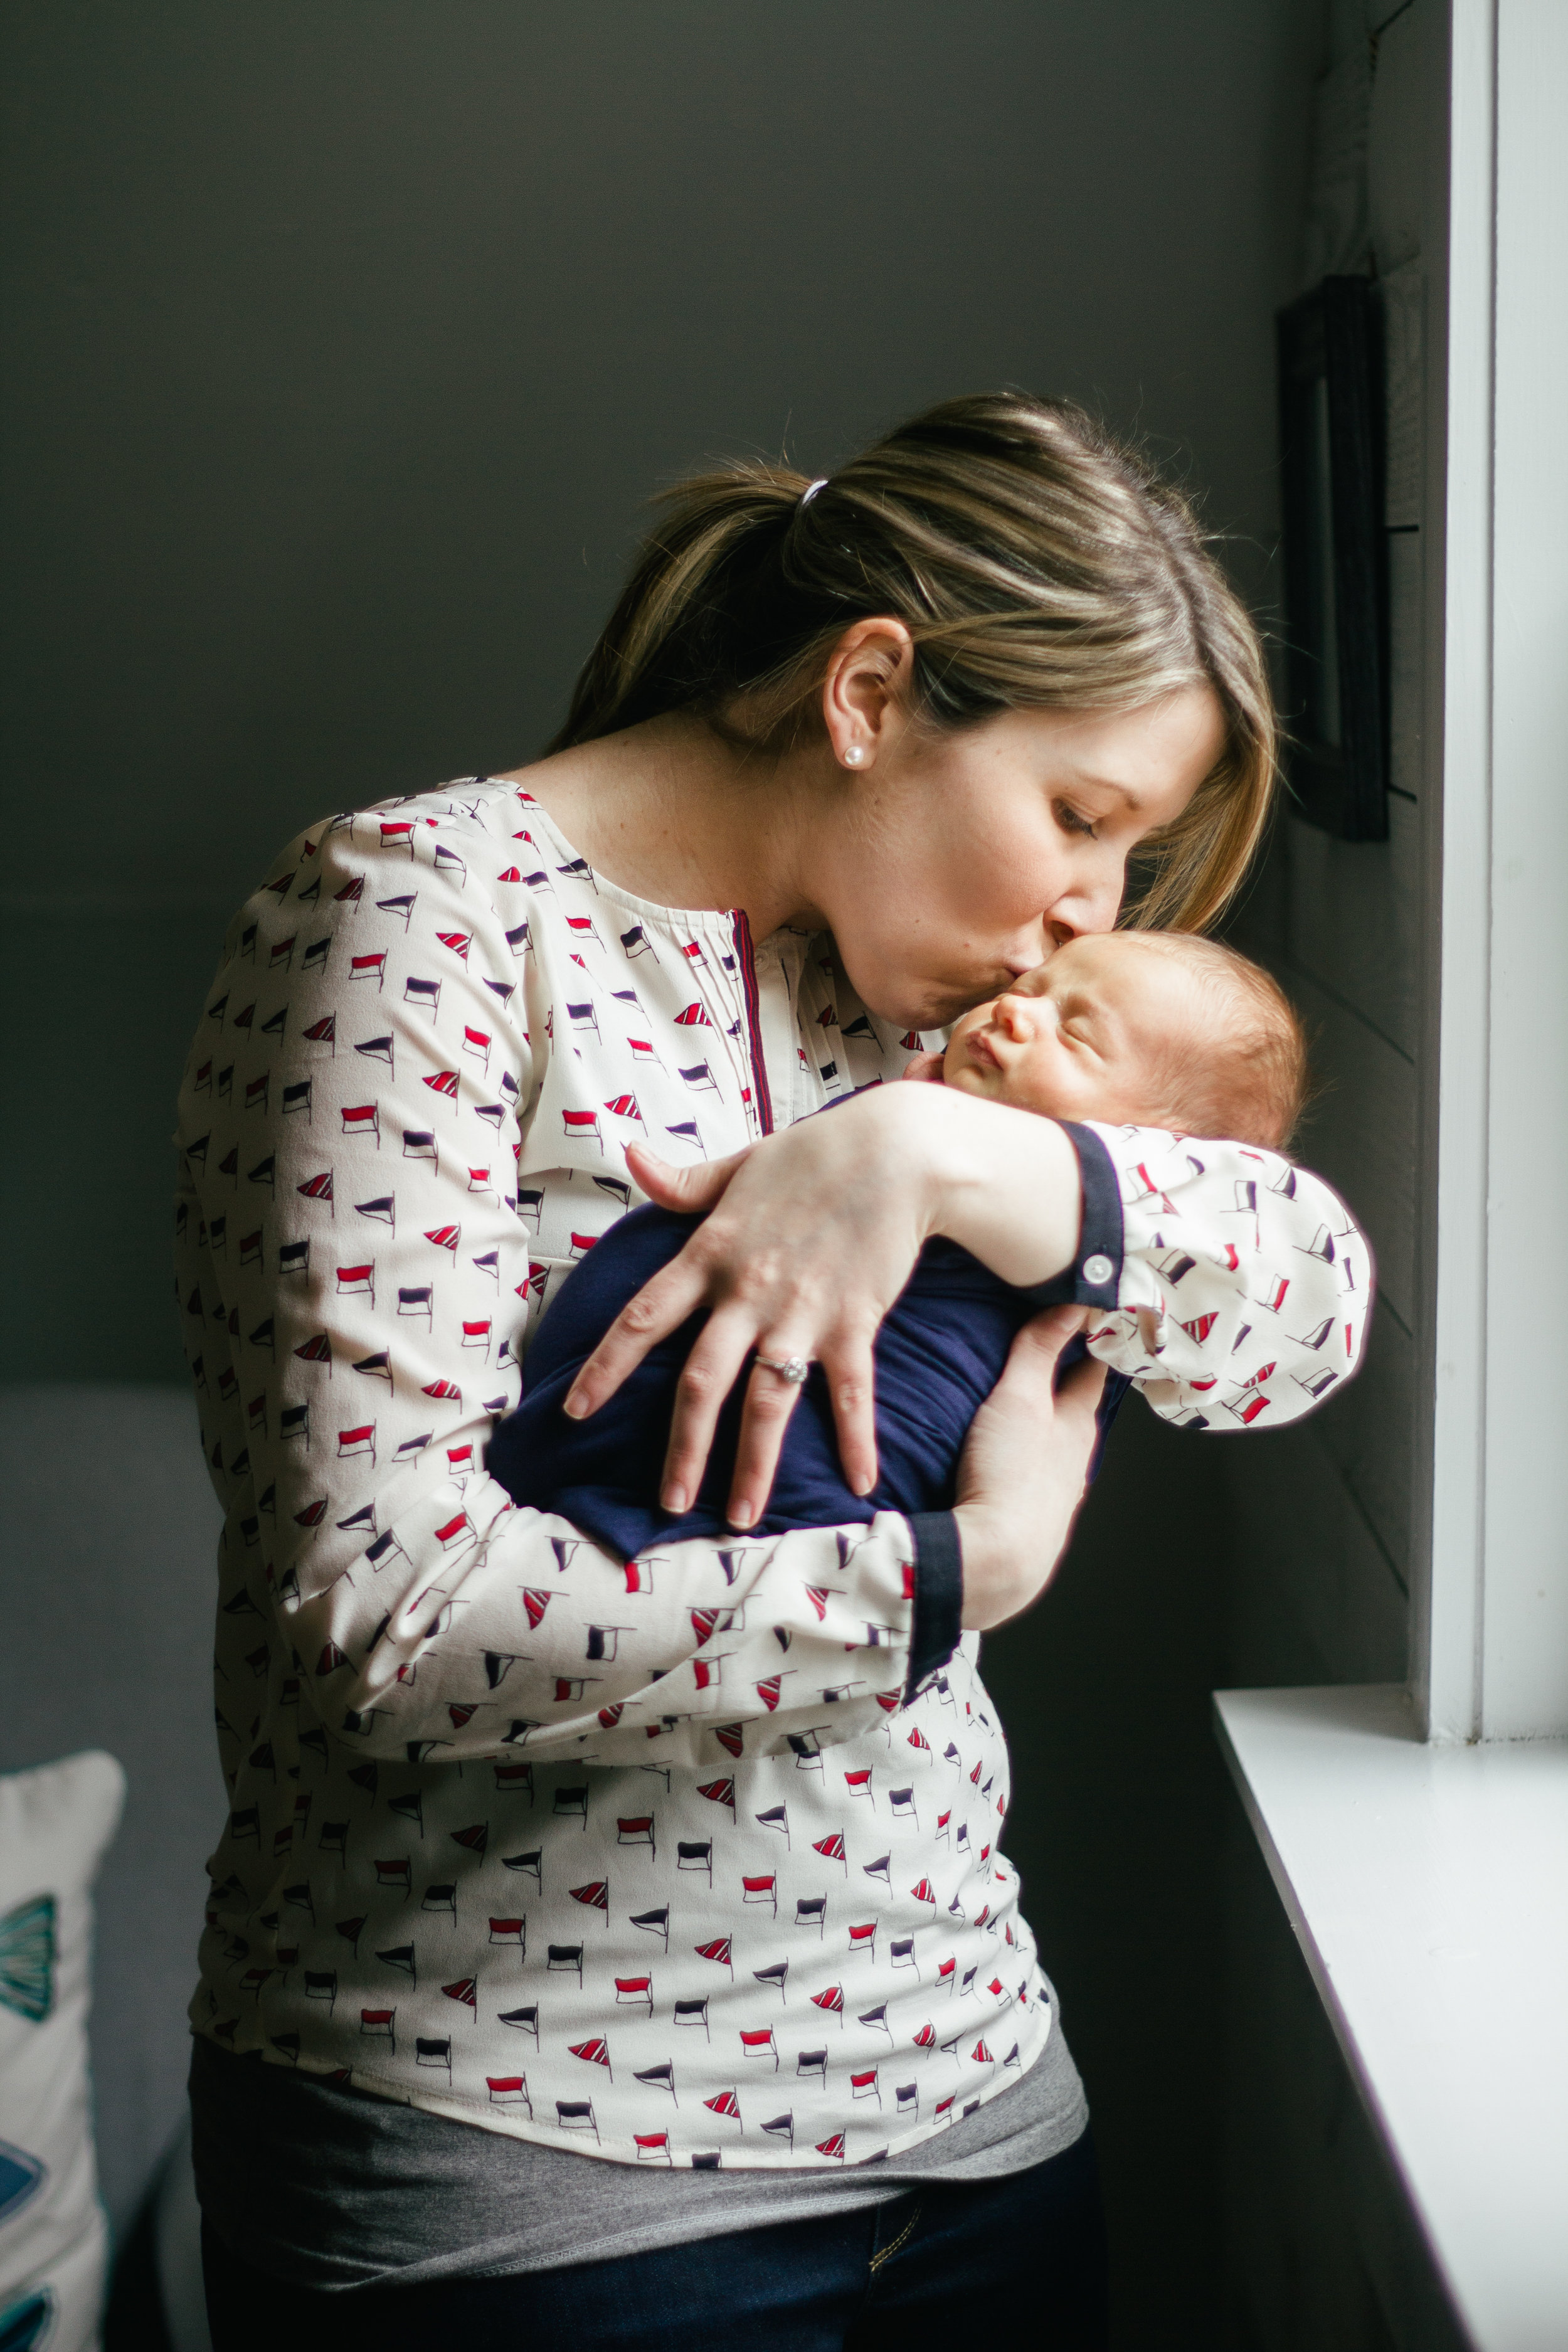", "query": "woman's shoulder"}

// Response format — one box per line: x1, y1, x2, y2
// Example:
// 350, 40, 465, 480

211, 775, 573, 967
278, 774, 551, 894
